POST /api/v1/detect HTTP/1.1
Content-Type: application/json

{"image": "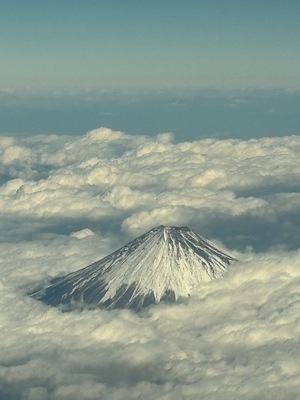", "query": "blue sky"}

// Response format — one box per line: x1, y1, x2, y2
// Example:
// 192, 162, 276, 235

1, 0, 300, 92
1, 1, 300, 139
